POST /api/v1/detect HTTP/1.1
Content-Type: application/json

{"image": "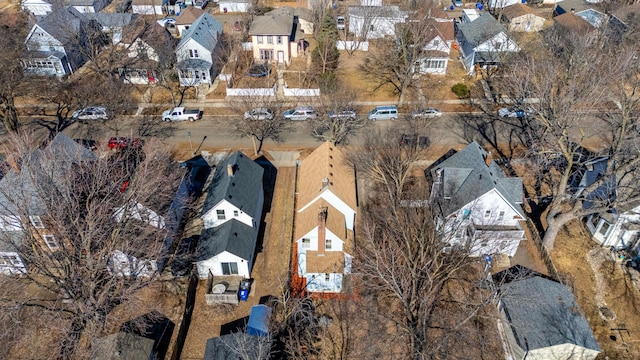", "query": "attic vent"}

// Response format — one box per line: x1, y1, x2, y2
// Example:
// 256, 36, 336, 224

233, 232, 238, 237
232, 182, 236, 187
329, 147, 333, 151
228, 195, 233, 199
329, 155, 333, 159
329, 163, 333, 168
